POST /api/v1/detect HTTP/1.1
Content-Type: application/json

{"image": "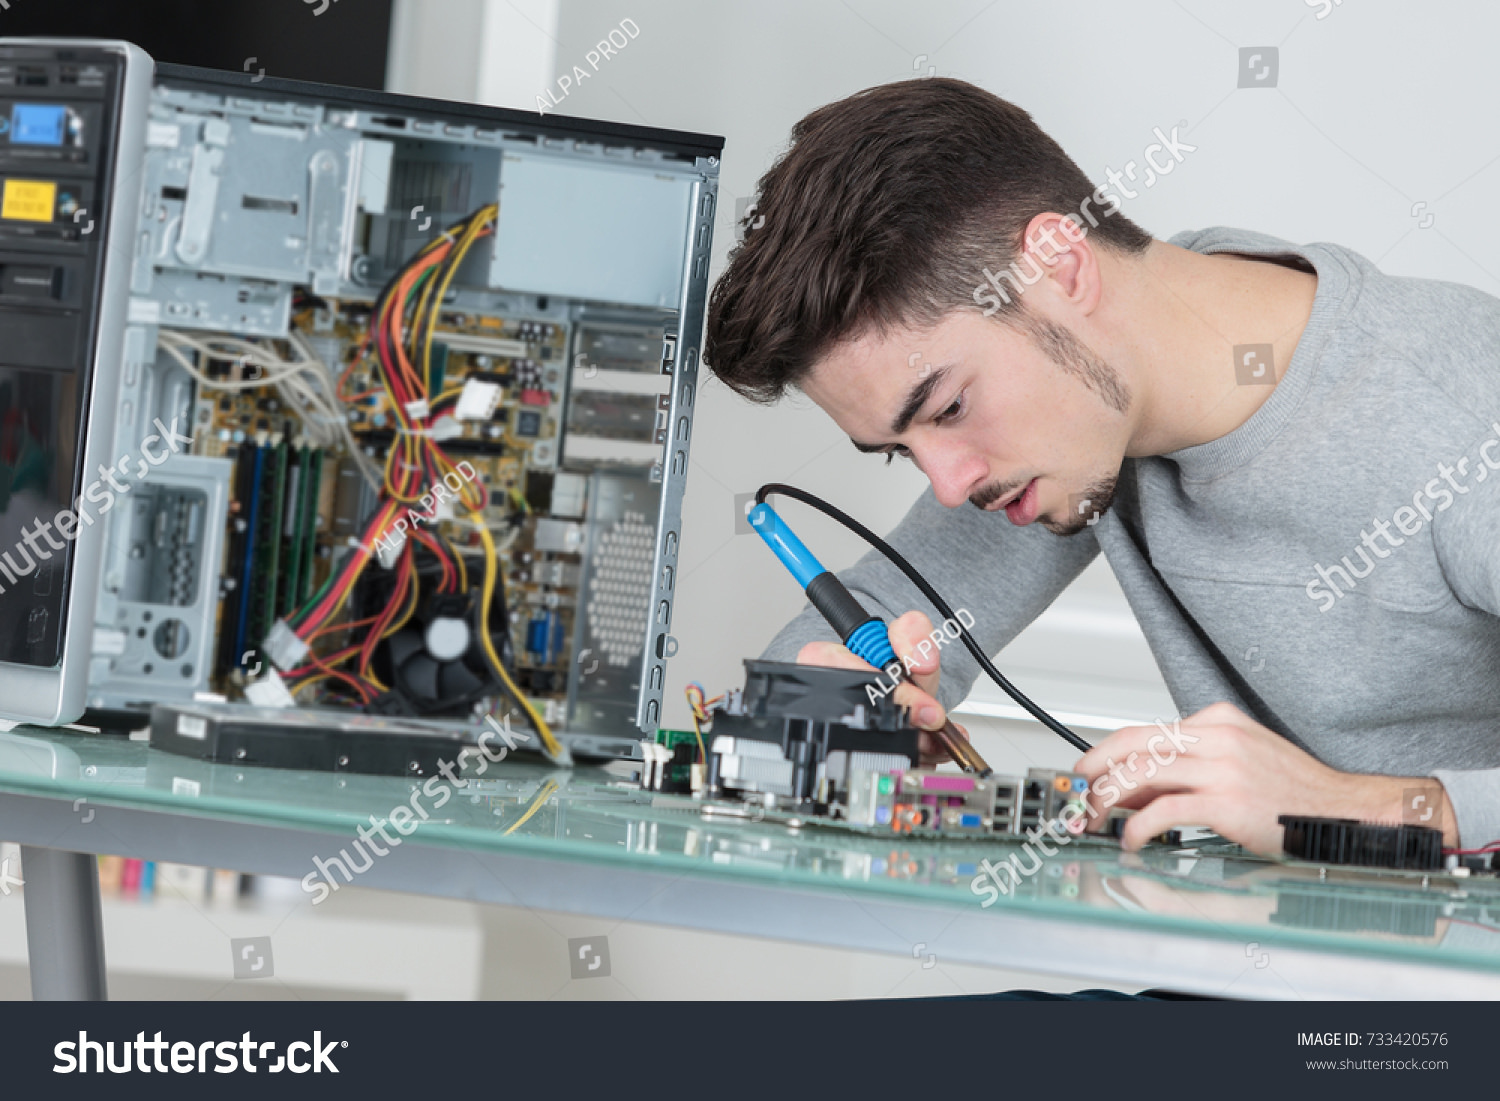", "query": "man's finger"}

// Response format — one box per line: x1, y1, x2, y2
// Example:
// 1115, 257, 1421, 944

887, 610, 941, 696
796, 640, 874, 672
1081, 785, 1156, 829
1075, 719, 1213, 778
918, 730, 948, 766
892, 682, 945, 730
1118, 793, 1212, 851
